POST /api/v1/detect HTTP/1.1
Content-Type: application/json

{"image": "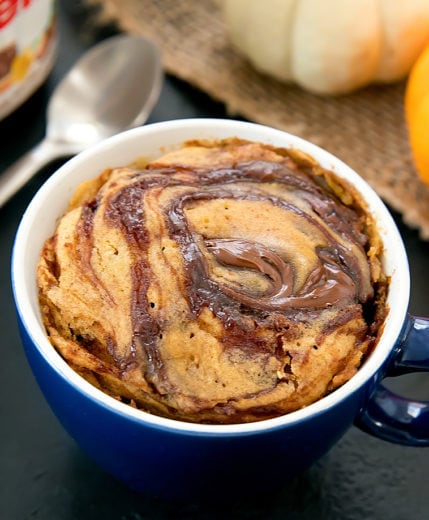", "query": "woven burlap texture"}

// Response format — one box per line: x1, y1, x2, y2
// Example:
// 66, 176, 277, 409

88, 0, 429, 239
